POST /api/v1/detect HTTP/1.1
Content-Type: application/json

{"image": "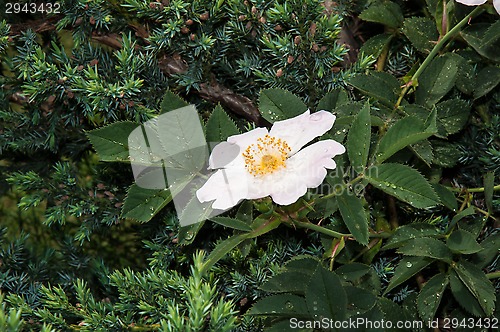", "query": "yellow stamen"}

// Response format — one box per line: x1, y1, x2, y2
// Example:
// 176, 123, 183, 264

242, 134, 291, 176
